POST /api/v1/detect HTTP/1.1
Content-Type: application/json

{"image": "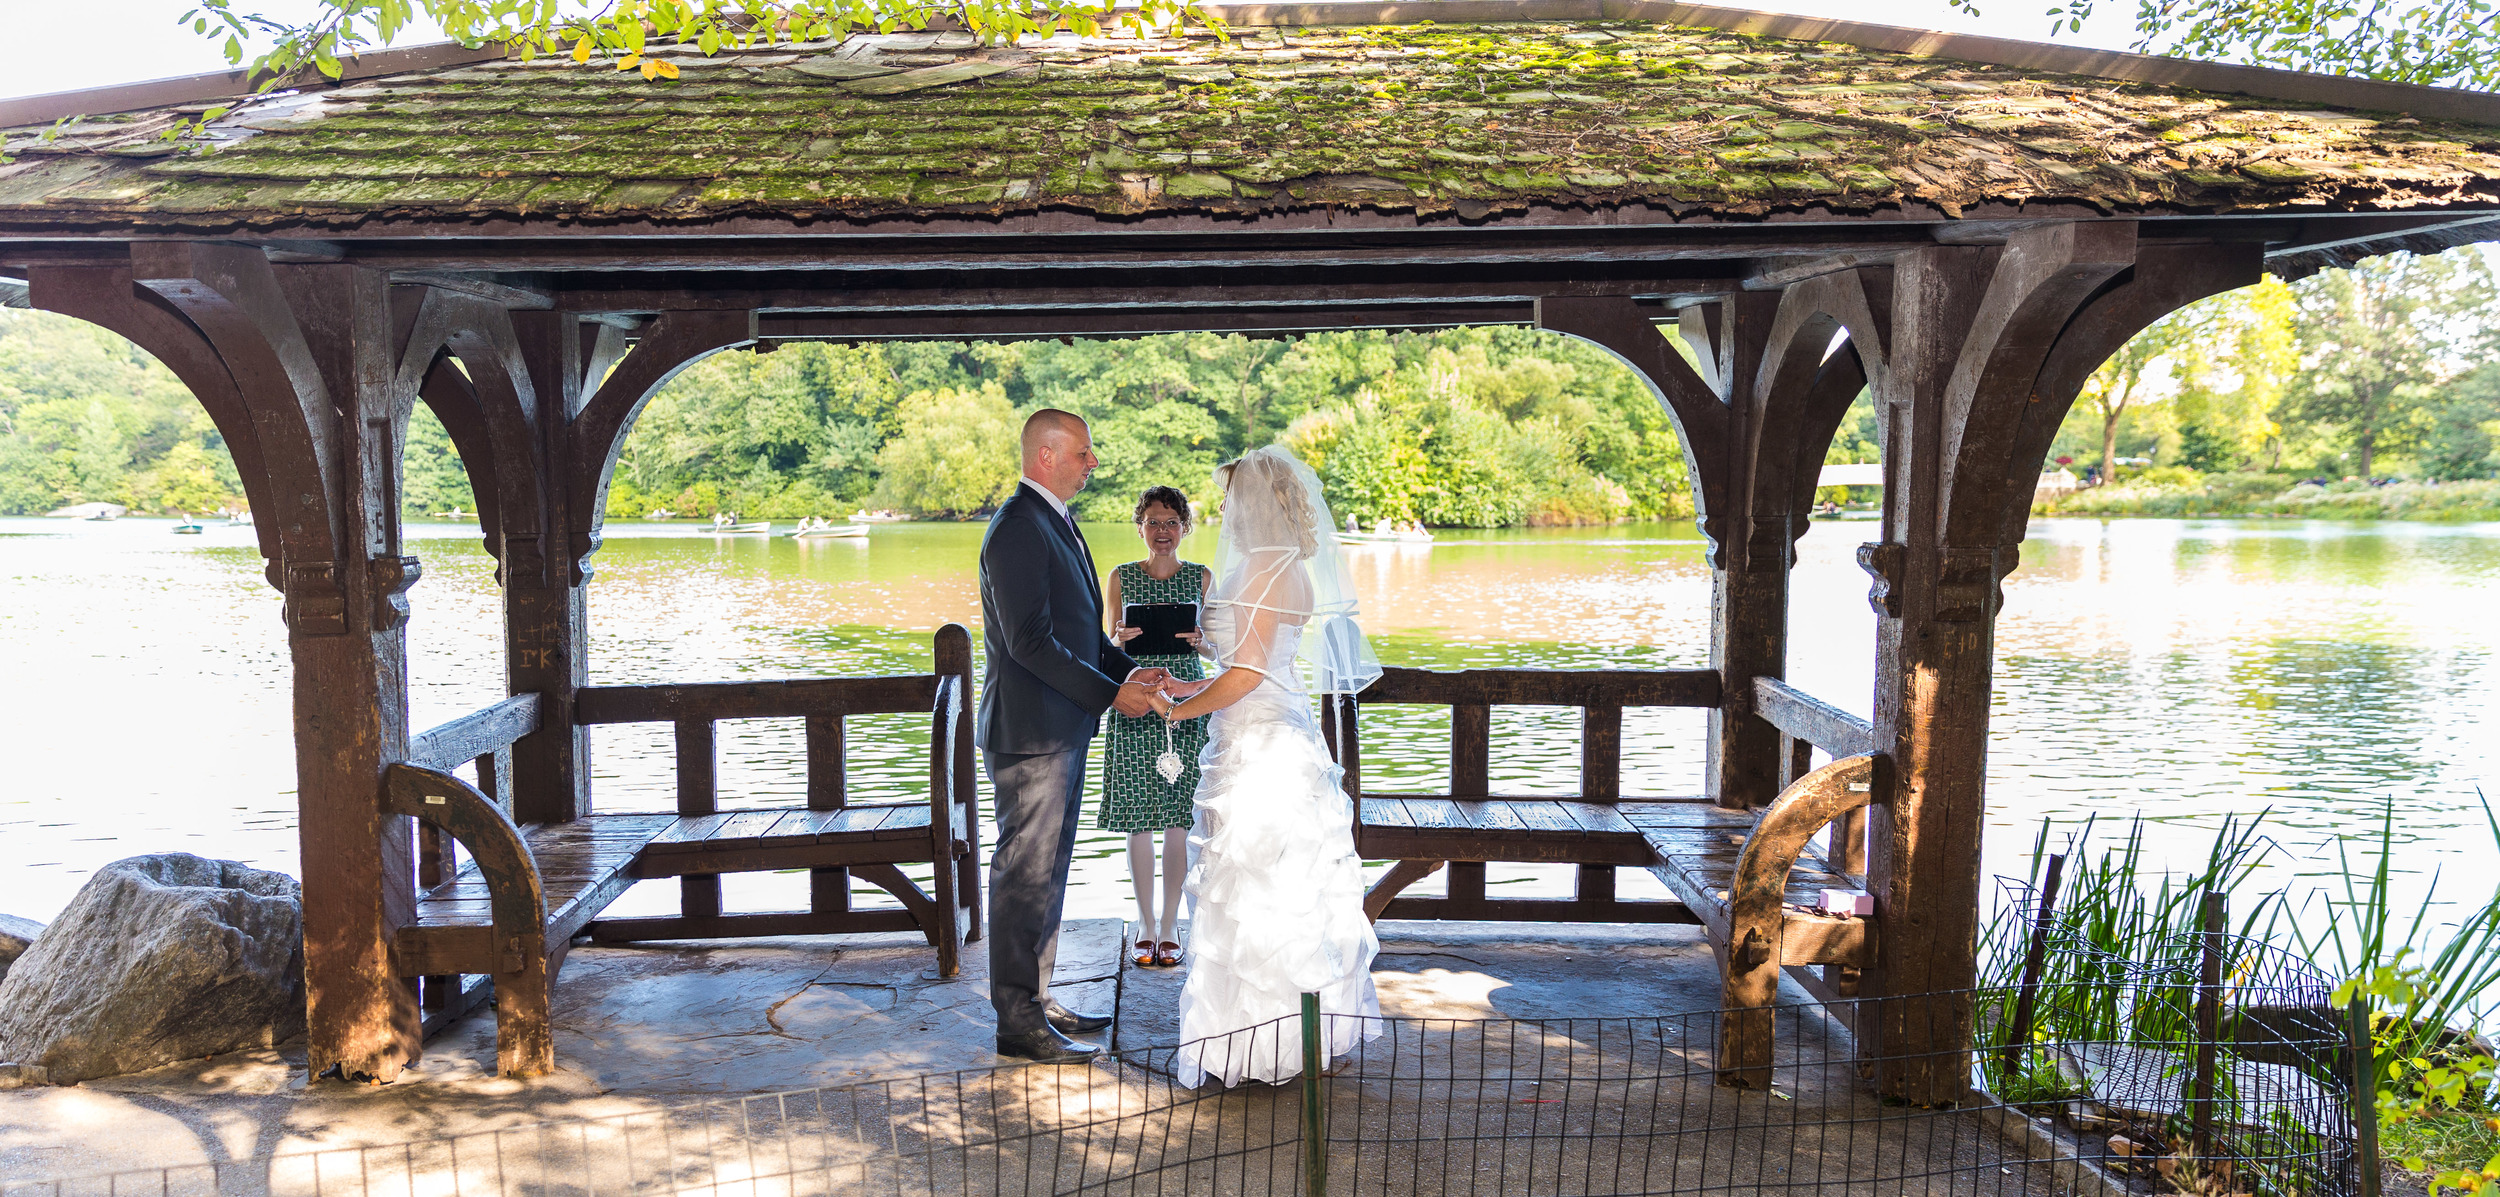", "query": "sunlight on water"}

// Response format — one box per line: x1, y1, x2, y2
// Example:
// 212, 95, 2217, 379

1, 515, 2492, 944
